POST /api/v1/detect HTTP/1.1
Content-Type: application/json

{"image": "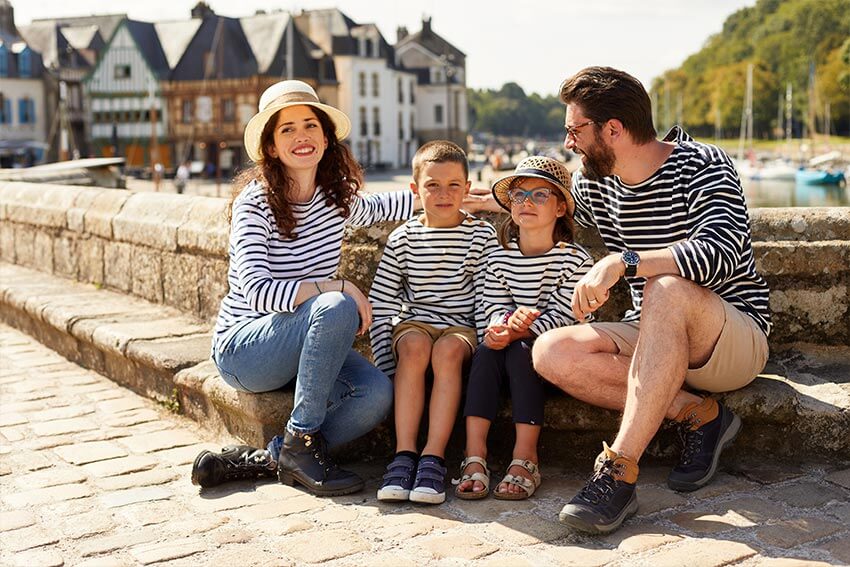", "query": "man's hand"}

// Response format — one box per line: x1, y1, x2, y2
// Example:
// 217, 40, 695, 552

572, 253, 624, 321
